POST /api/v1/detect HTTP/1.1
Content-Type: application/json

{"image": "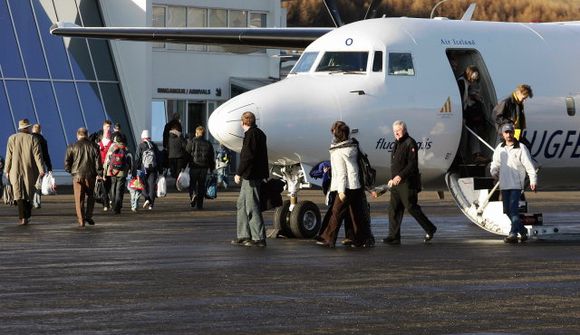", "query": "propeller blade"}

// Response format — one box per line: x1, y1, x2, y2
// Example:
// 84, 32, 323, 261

322, 0, 344, 27
363, 0, 382, 20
